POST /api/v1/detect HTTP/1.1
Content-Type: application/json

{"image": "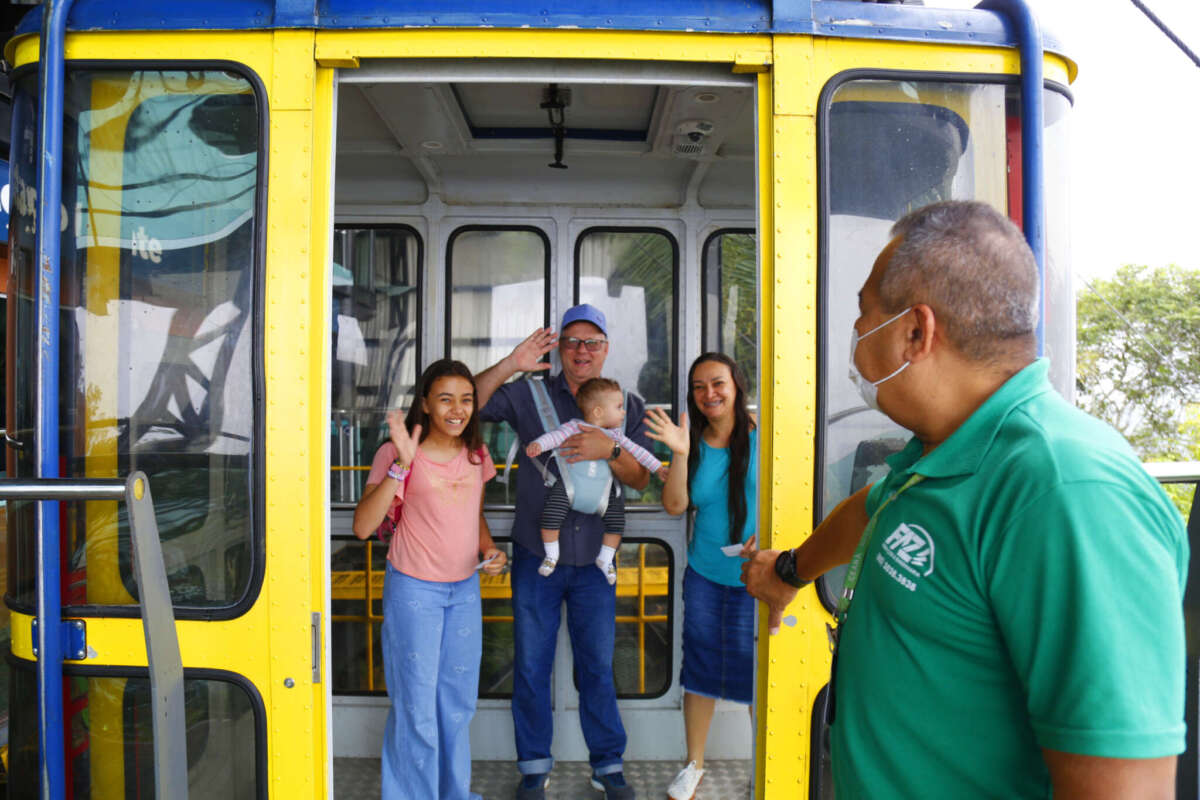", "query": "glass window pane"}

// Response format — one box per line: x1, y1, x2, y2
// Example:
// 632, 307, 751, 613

819, 80, 1007, 605
703, 230, 758, 405
329, 537, 672, 699
330, 536, 388, 693
1042, 91, 1074, 398
6, 665, 259, 799
480, 540, 516, 698
331, 226, 421, 504
816, 80, 1073, 748
614, 540, 672, 698
6, 69, 260, 610
576, 230, 675, 408
448, 228, 548, 507
576, 229, 676, 506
